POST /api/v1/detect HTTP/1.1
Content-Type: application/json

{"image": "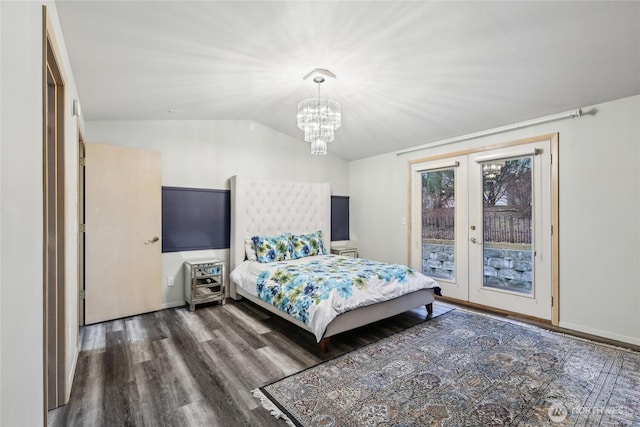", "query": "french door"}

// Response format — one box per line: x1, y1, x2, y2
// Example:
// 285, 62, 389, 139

410, 137, 555, 320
